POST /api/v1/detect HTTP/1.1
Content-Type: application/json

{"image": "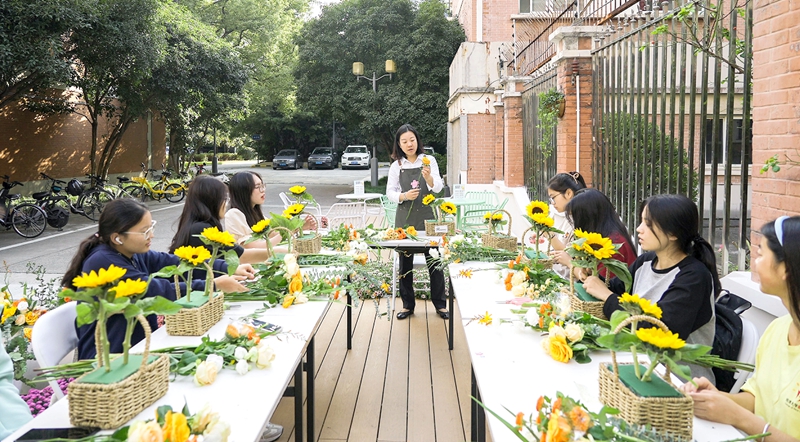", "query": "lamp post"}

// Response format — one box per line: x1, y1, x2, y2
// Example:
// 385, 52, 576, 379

353, 60, 396, 186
